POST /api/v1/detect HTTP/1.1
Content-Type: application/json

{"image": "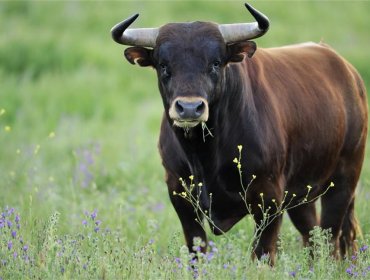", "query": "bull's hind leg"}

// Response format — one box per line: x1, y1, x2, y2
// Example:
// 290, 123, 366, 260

320, 161, 361, 258
339, 197, 360, 257
287, 202, 319, 246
